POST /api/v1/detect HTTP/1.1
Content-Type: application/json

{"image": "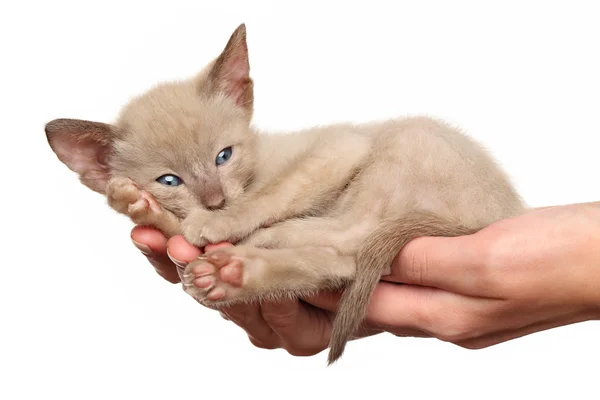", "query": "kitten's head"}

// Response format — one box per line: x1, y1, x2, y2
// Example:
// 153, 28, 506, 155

45, 24, 256, 218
